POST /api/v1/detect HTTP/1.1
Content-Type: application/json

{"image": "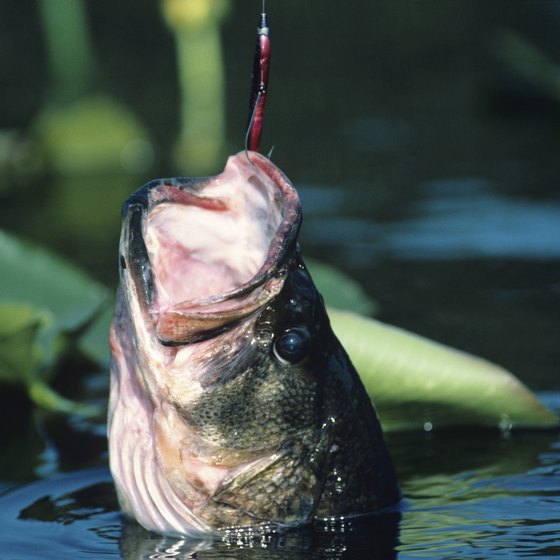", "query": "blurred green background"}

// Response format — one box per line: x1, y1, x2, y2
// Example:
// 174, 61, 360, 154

1, 0, 559, 391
